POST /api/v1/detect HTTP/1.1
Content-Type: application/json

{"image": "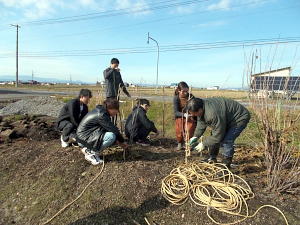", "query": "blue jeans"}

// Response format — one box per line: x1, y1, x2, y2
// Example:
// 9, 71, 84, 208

98, 132, 116, 152
221, 125, 247, 158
